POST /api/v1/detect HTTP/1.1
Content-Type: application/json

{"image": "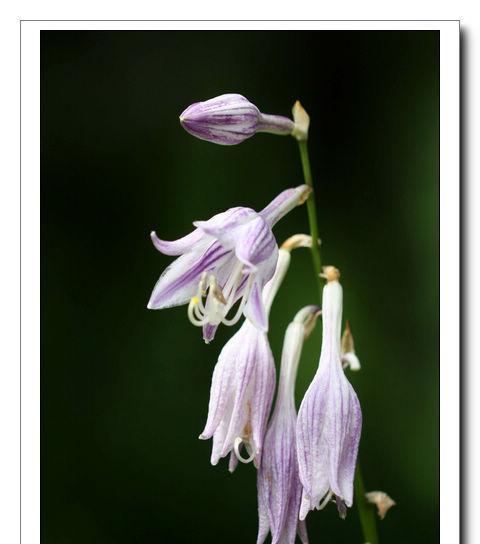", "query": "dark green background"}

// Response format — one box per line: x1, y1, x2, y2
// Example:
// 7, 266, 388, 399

41, 31, 439, 543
